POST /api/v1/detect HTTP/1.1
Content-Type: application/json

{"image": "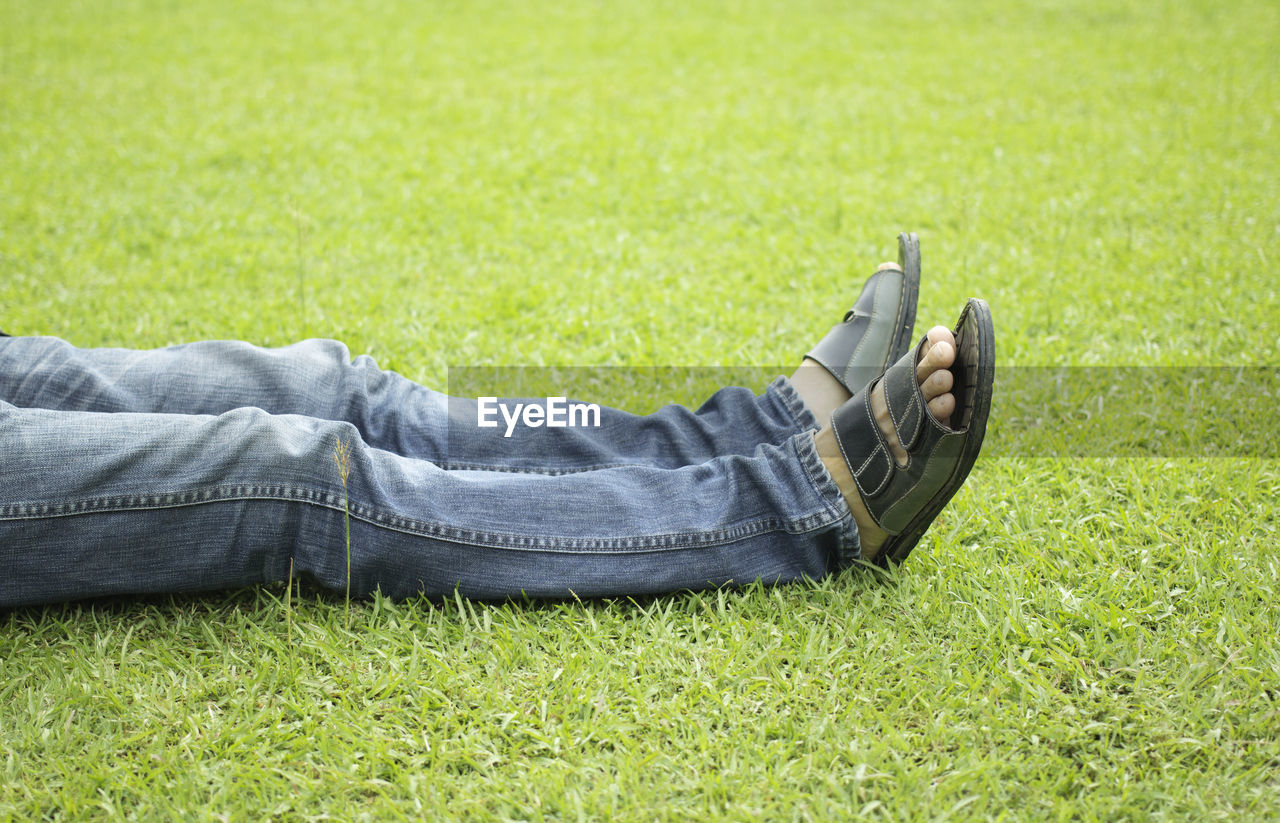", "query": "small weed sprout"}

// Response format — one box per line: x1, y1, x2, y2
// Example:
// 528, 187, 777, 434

333, 437, 353, 621
286, 556, 294, 645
